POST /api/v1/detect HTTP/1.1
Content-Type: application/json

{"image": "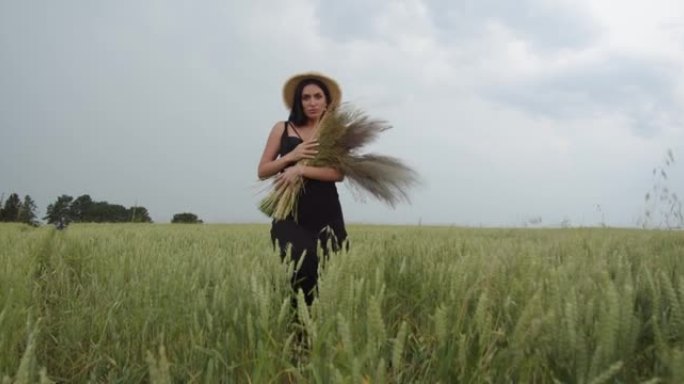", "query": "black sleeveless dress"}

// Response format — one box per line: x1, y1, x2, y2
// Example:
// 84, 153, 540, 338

270, 122, 348, 258
270, 122, 348, 306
